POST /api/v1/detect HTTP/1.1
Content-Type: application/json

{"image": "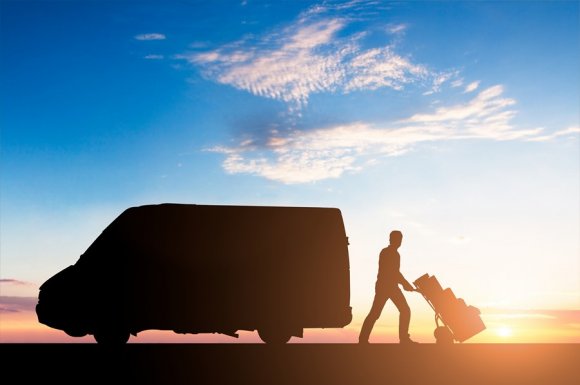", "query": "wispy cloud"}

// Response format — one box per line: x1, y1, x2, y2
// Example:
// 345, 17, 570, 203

464, 80, 480, 93
526, 126, 580, 142
208, 85, 576, 183
179, 8, 445, 108
135, 33, 166, 41
144, 54, 164, 60
404, 85, 516, 126
483, 309, 580, 325
451, 78, 464, 88
481, 309, 580, 342
386, 23, 408, 35
0, 279, 31, 286
484, 312, 557, 320
189, 41, 209, 49
0, 296, 37, 313
179, 18, 345, 107
344, 46, 428, 92
424, 70, 459, 95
